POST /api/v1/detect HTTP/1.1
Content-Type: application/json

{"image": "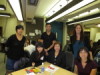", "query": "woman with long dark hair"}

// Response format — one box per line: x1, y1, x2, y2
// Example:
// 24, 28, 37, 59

74, 47, 97, 75
29, 42, 46, 67
47, 42, 66, 69
70, 24, 91, 58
